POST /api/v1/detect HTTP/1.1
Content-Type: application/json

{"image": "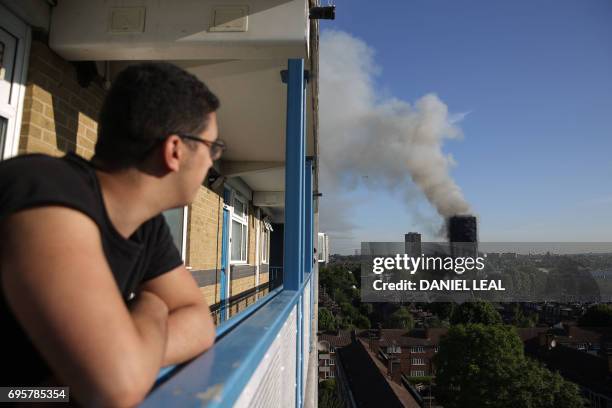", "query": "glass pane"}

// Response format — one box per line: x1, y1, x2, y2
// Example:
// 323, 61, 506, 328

262, 231, 267, 261
233, 198, 245, 218
241, 225, 247, 260
162, 207, 184, 253
231, 220, 242, 260
0, 28, 18, 105
0, 117, 7, 159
